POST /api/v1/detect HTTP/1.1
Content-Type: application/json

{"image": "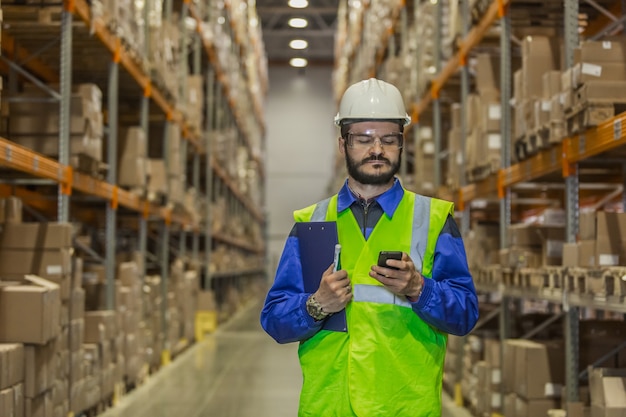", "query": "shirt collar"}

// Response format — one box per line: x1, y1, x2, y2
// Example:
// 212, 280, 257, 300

337, 178, 404, 218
